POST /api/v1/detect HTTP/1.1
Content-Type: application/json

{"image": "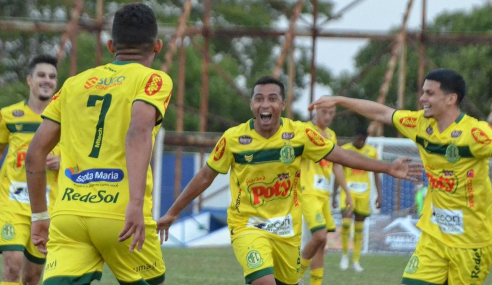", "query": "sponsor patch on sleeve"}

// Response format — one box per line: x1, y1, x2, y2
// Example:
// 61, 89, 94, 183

399, 117, 417, 128
213, 138, 226, 161
471, 128, 491, 145
305, 128, 325, 146
145, 74, 163, 96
